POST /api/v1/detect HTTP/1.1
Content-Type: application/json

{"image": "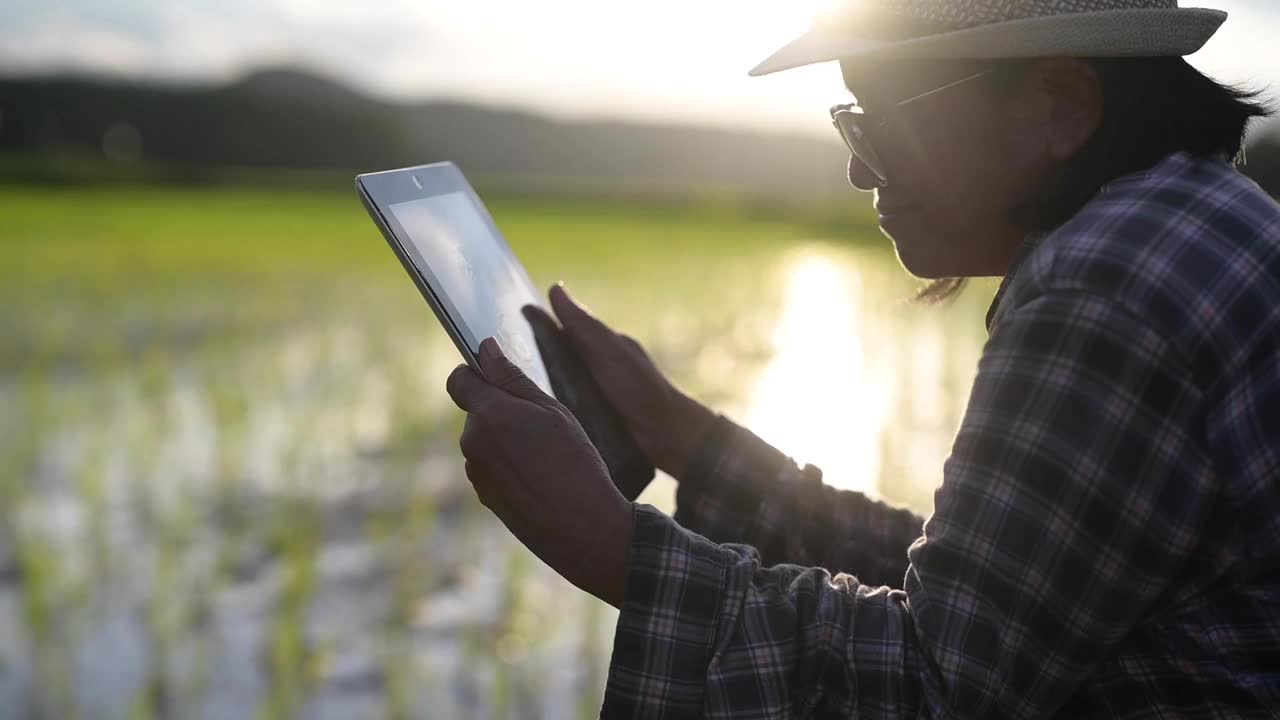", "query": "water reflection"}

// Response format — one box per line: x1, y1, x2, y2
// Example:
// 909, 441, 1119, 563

745, 251, 892, 495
